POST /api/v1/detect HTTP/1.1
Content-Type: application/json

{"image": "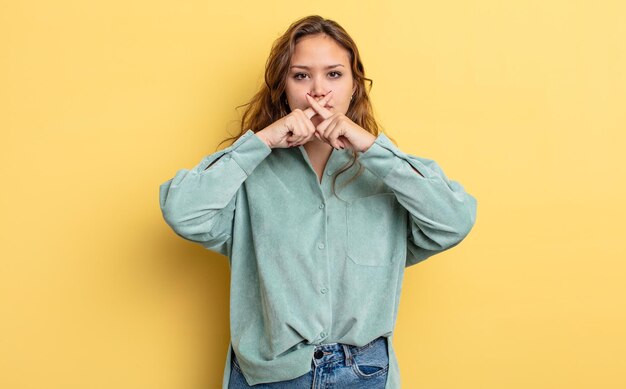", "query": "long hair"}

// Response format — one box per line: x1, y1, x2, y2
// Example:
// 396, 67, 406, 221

217, 15, 395, 199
